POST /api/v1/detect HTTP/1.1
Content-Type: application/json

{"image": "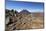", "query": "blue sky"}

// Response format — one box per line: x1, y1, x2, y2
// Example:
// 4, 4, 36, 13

5, 0, 44, 12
